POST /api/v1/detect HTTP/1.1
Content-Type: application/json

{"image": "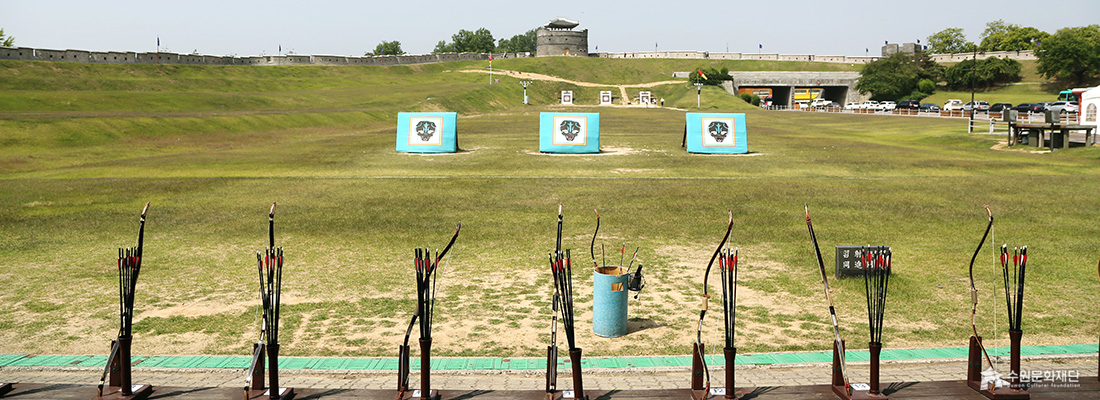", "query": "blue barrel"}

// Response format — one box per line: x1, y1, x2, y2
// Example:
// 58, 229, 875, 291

593, 266, 629, 337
